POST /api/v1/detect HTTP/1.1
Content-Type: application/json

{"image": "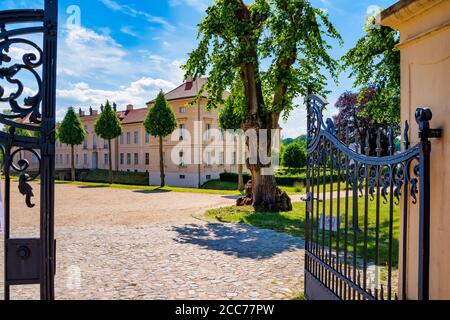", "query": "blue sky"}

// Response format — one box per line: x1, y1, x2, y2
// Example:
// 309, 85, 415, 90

2, 0, 397, 137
